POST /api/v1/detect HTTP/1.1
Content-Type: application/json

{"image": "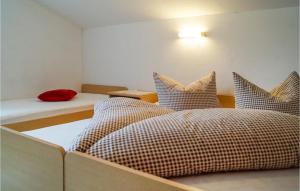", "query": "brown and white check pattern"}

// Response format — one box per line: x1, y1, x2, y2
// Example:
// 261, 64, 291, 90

153, 72, 218, 111
68, 97, 174, 152
233, 71, 299, 116
87, 108, 299, 178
